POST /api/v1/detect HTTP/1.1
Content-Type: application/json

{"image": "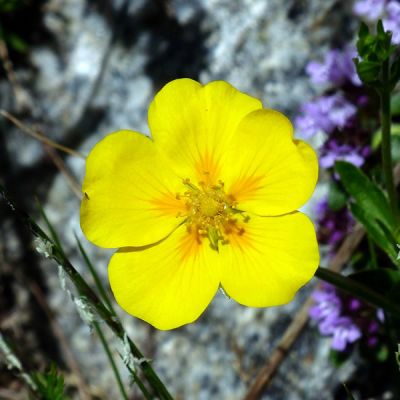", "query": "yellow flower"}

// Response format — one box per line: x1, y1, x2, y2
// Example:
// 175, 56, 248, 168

80, 79, 319, 330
